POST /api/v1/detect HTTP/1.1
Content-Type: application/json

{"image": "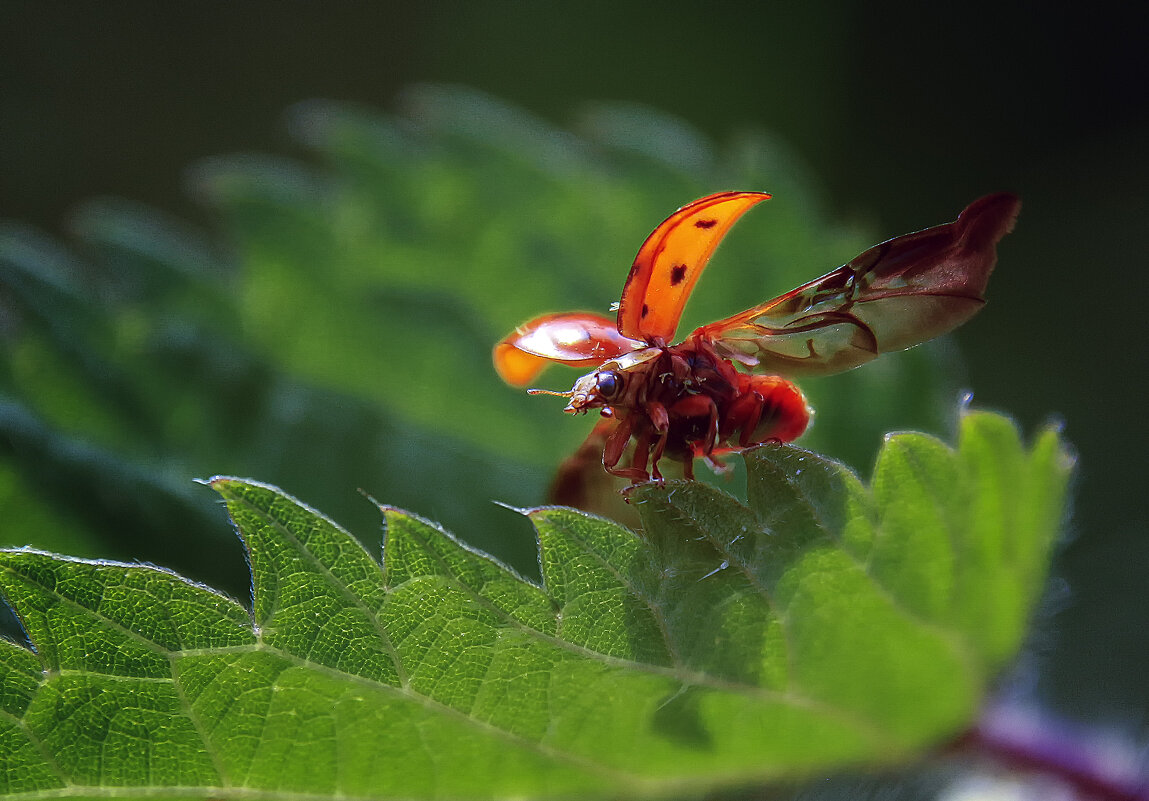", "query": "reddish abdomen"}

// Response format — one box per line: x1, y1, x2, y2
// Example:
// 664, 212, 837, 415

740, 375, 811, 445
